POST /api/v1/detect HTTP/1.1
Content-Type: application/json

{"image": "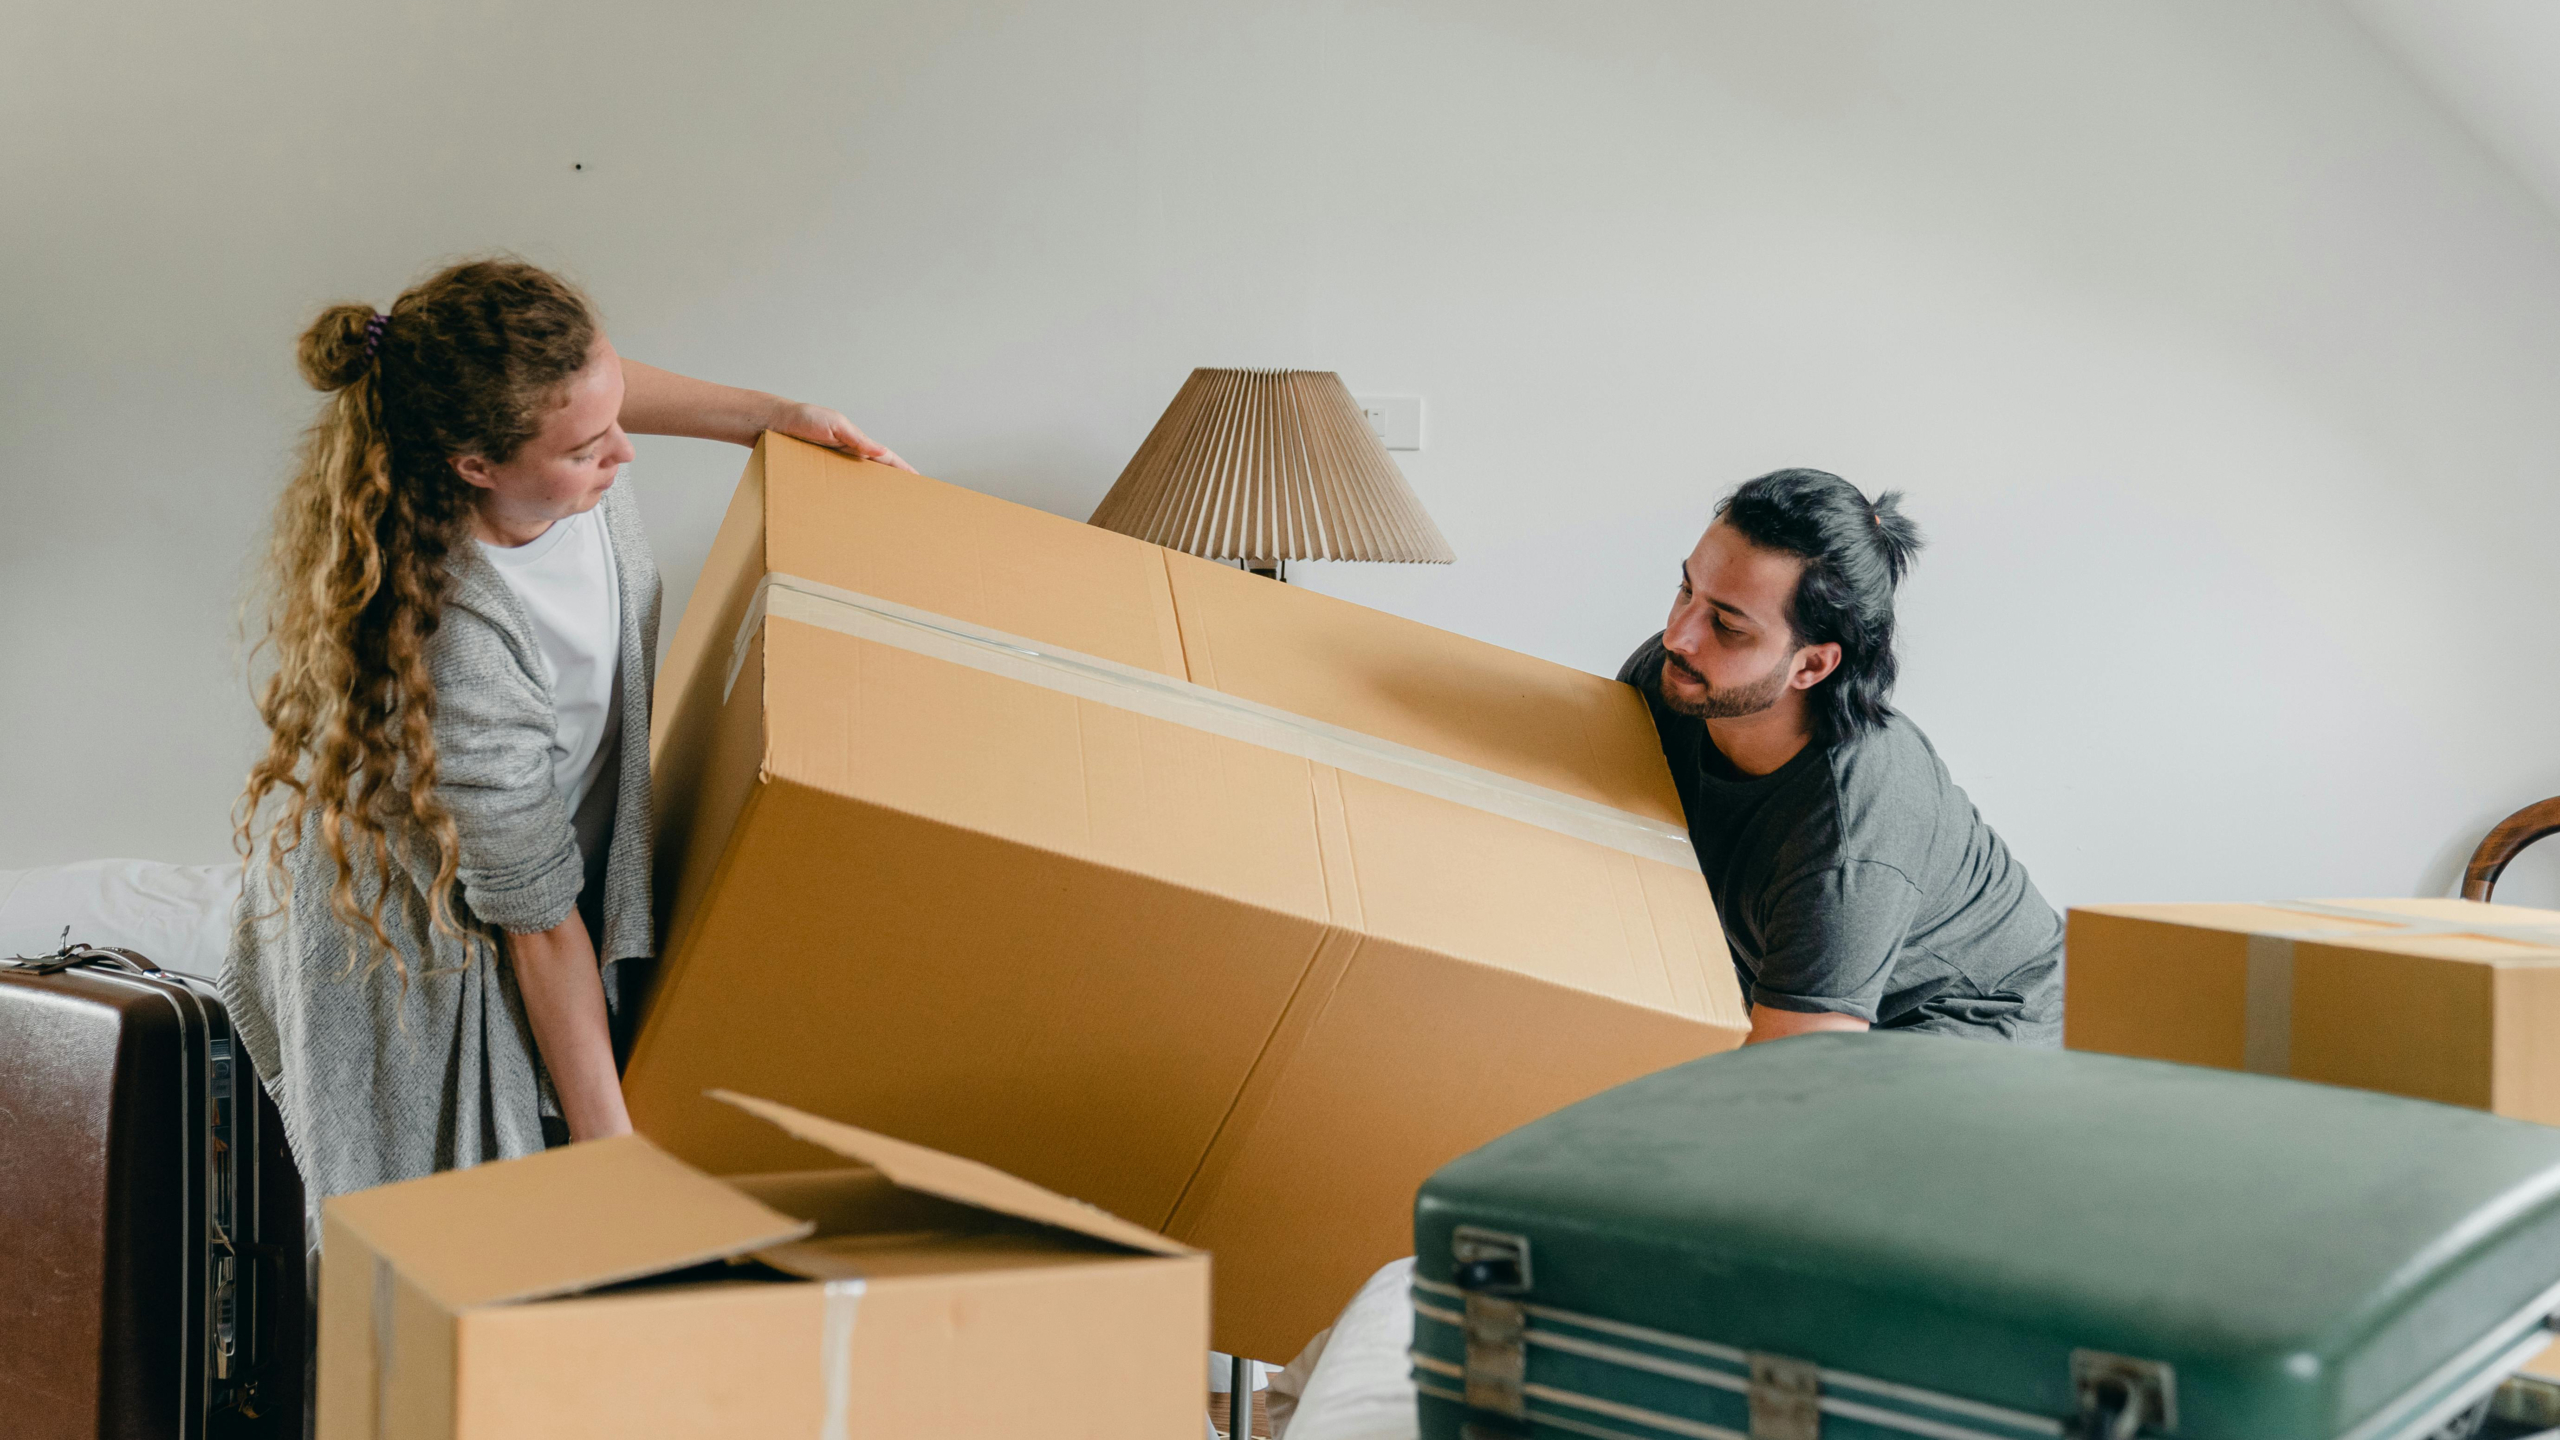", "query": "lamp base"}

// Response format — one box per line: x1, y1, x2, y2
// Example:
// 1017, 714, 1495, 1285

1245, 559, 1287, 584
